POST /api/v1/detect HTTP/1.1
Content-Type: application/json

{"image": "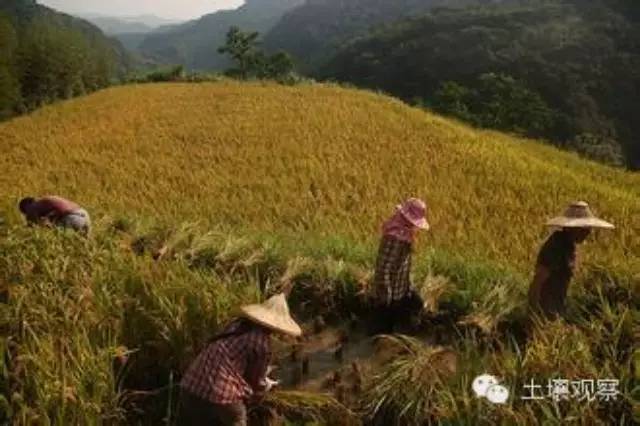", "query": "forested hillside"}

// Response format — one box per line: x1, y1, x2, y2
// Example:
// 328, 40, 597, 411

263, 0, 482, 70
318, 0, 640, 168
0, 0, 130, 119
136, 0, 304, 70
